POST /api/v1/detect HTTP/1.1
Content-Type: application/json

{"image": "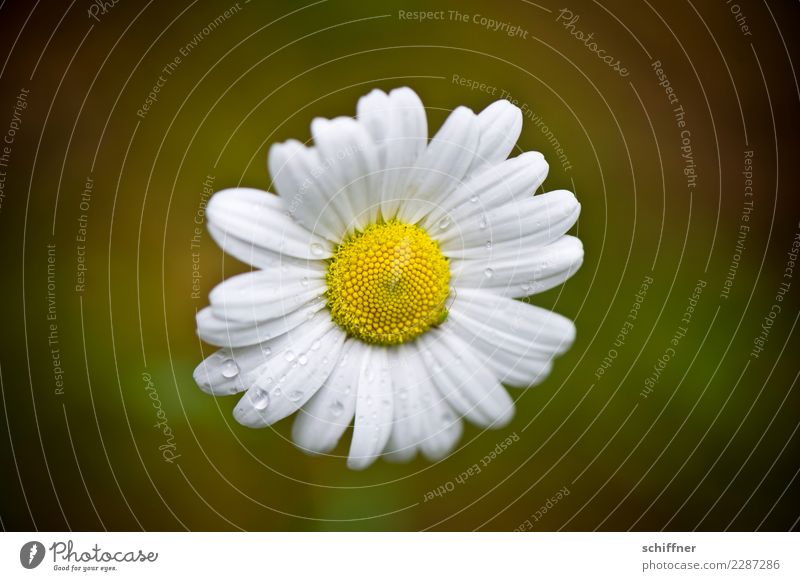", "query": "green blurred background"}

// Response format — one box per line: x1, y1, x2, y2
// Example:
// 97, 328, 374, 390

1, 0, 798, 531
